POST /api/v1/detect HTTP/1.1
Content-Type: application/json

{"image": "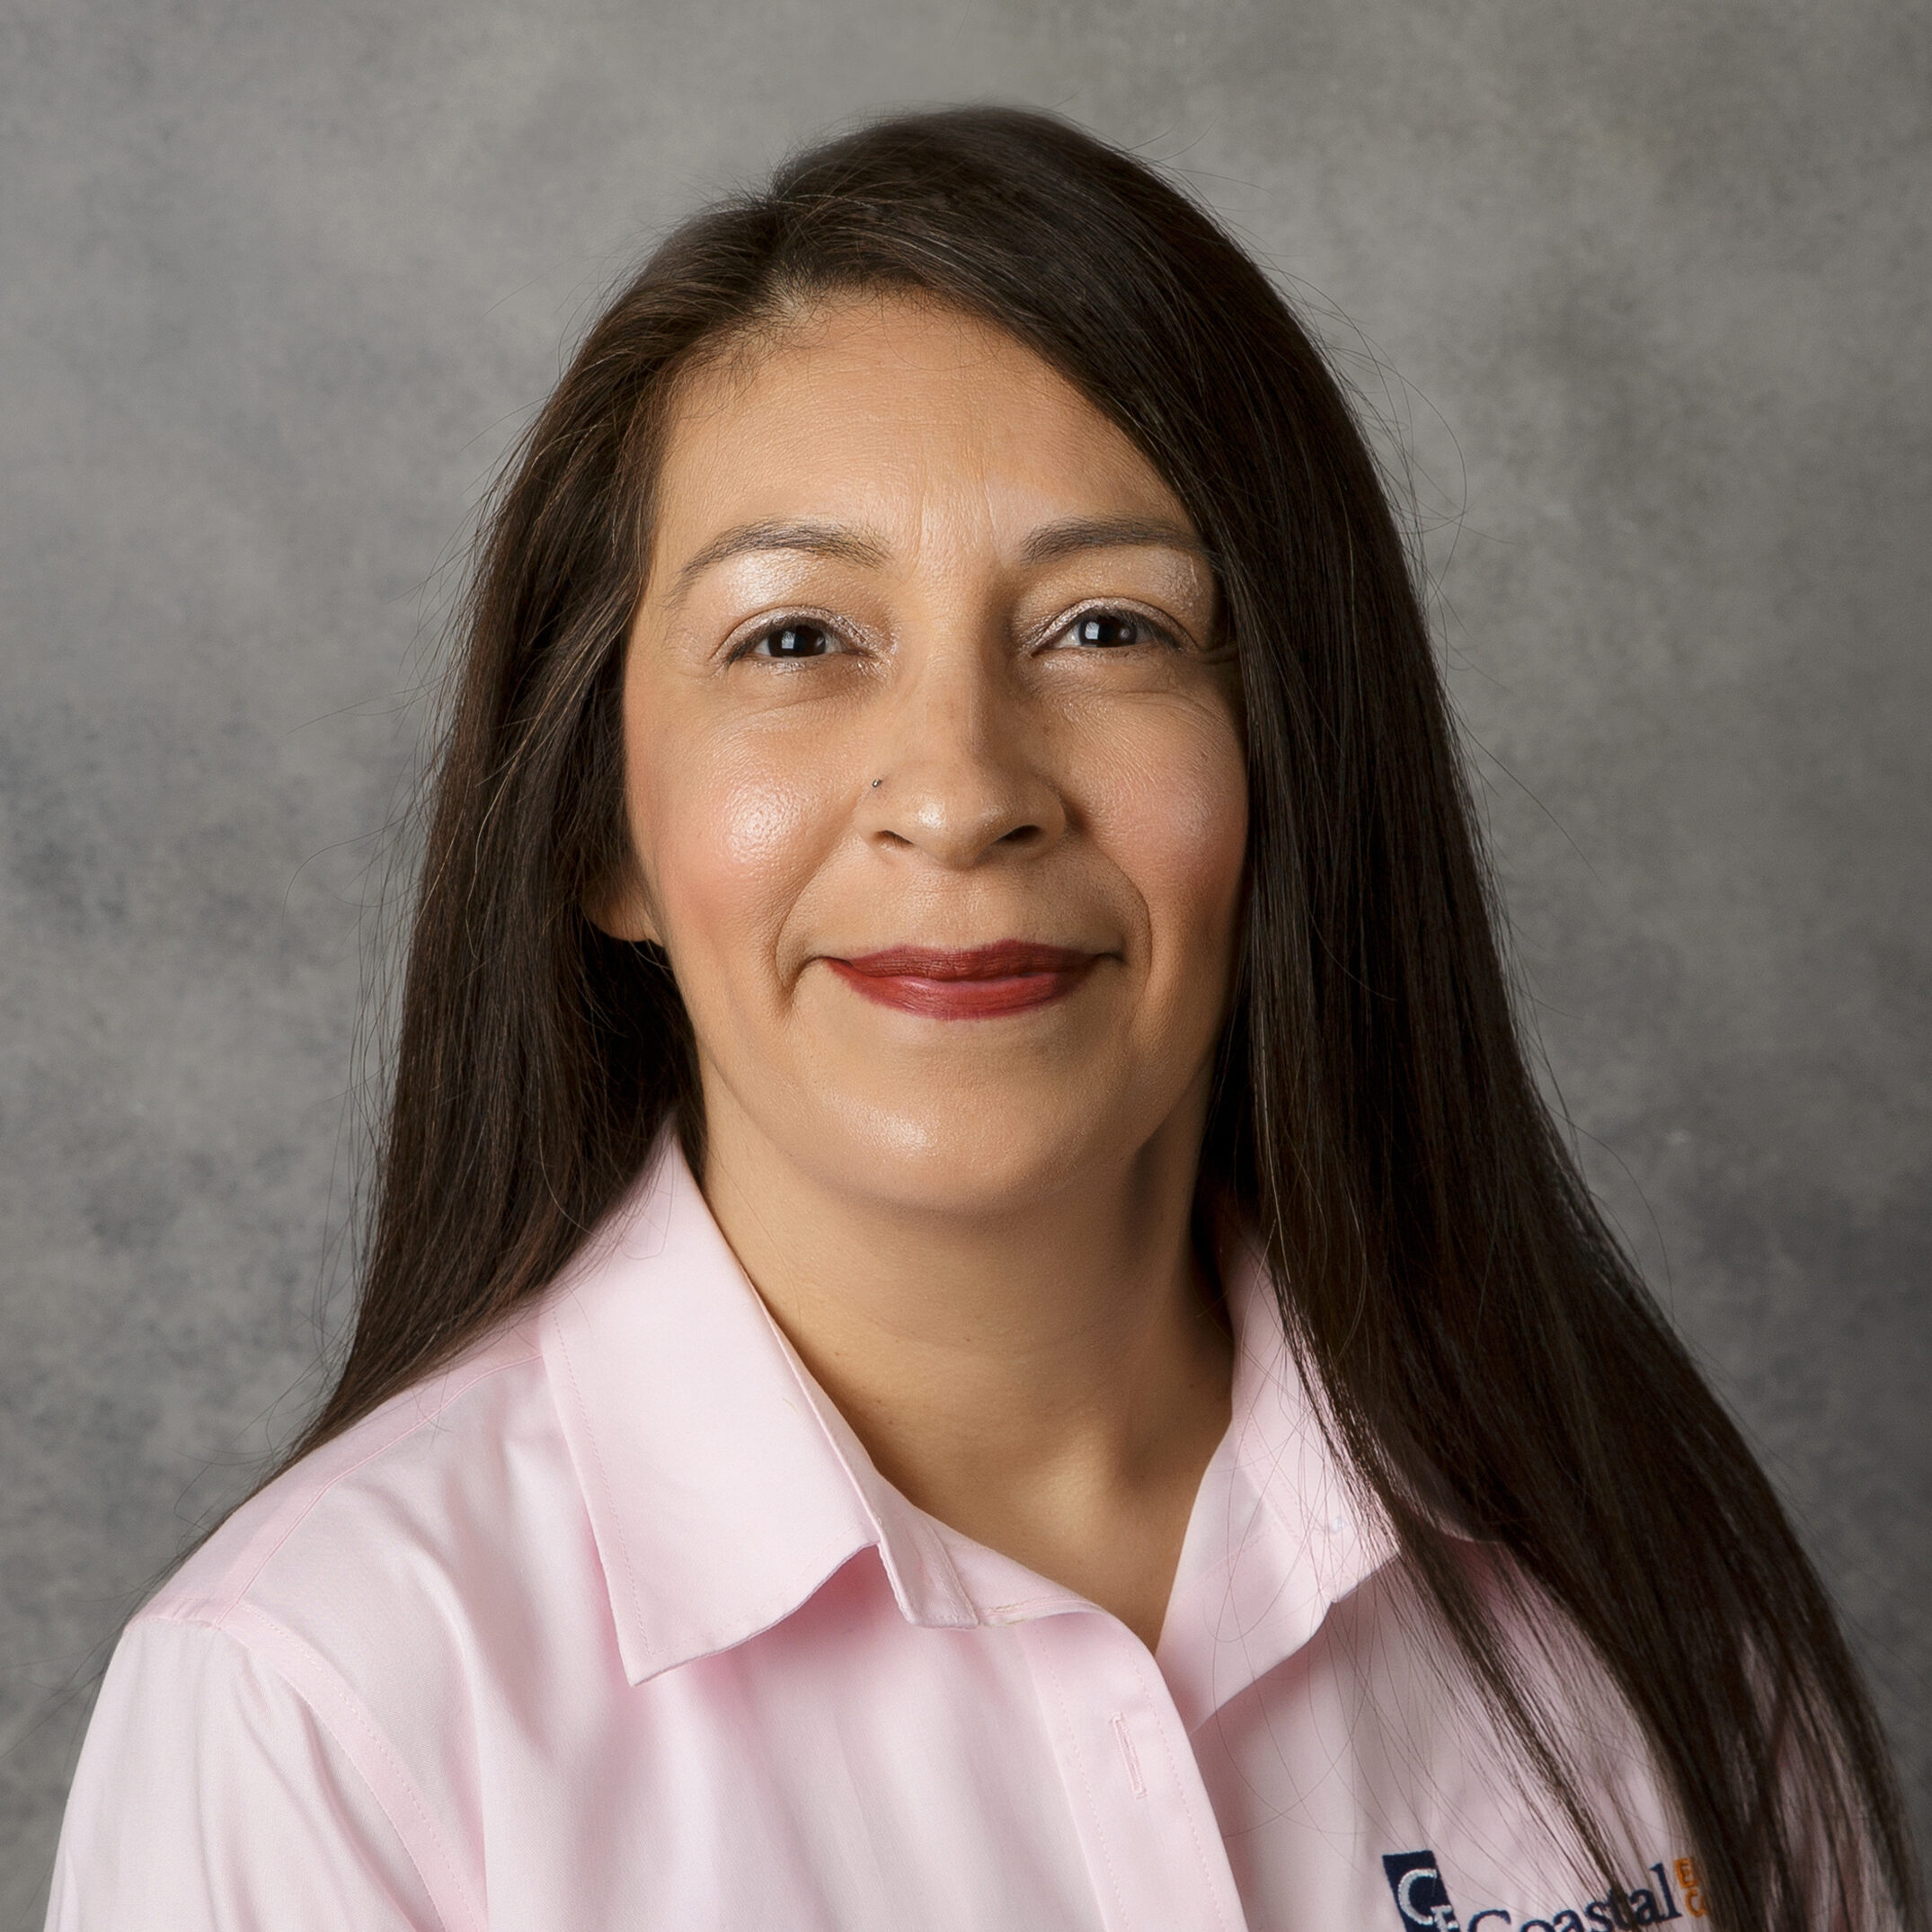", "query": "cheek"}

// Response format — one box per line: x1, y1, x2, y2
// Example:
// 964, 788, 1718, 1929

628, 720, 833, 995
1095, 707, 1248, 974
